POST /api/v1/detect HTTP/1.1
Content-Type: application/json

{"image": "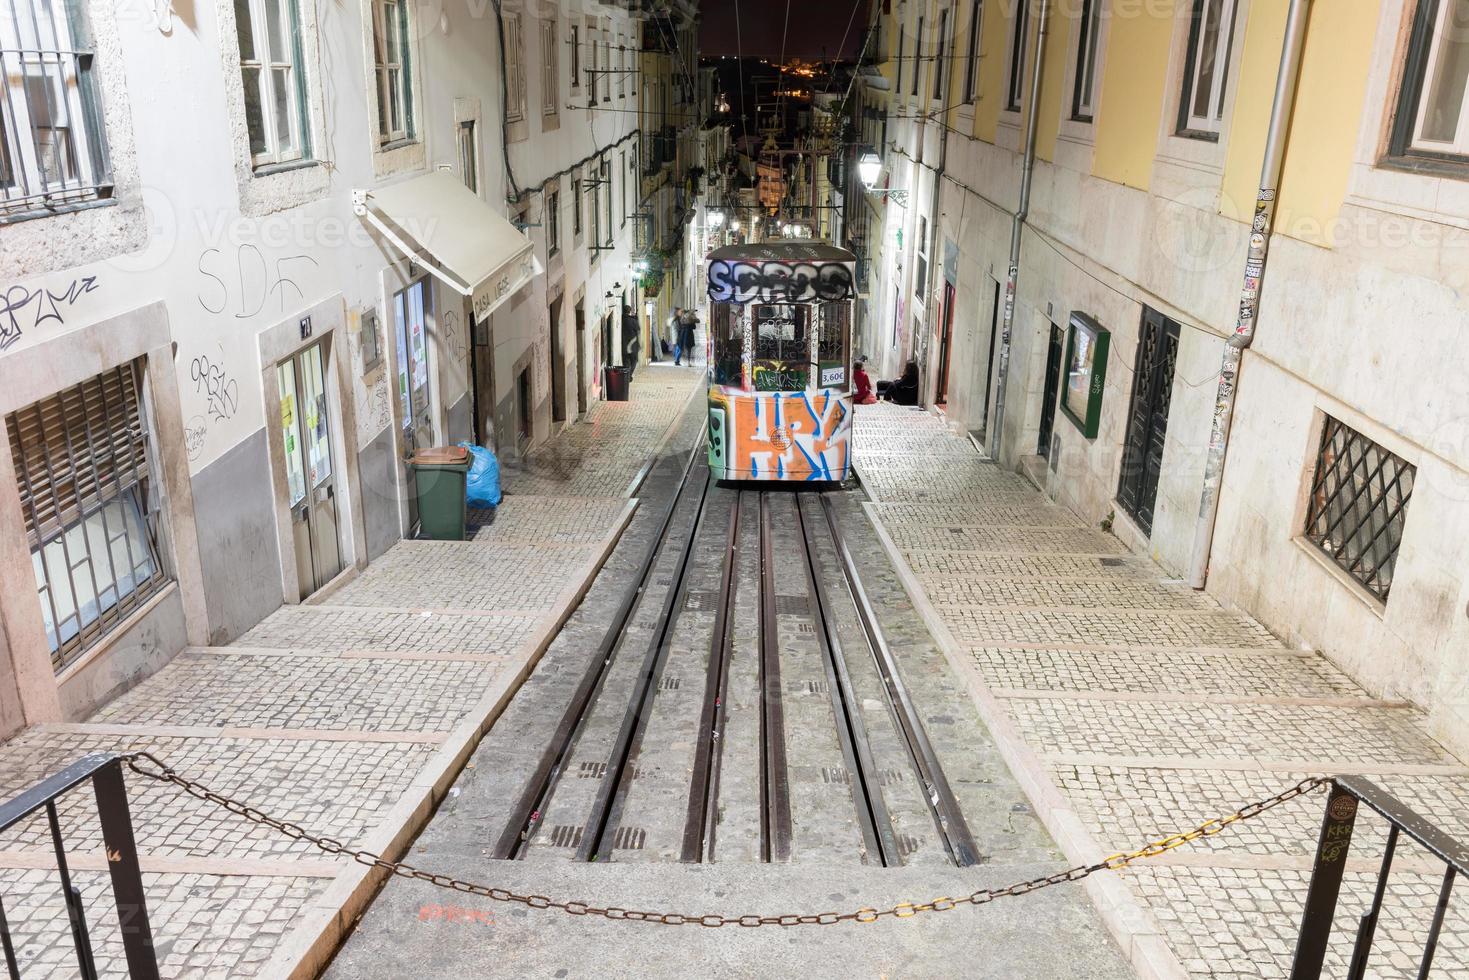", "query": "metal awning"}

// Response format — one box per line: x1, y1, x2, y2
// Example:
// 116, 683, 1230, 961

353, 172, 540, 322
